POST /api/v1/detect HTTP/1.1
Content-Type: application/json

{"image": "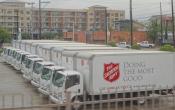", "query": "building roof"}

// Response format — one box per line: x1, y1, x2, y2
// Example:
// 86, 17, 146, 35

89, 5, 107, 8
